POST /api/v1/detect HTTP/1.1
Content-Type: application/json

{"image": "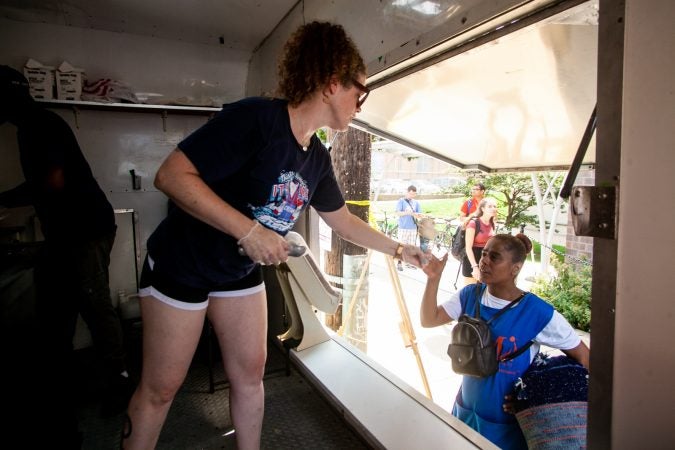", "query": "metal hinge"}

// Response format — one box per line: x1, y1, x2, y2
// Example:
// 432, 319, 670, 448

570, 185, 618, 239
